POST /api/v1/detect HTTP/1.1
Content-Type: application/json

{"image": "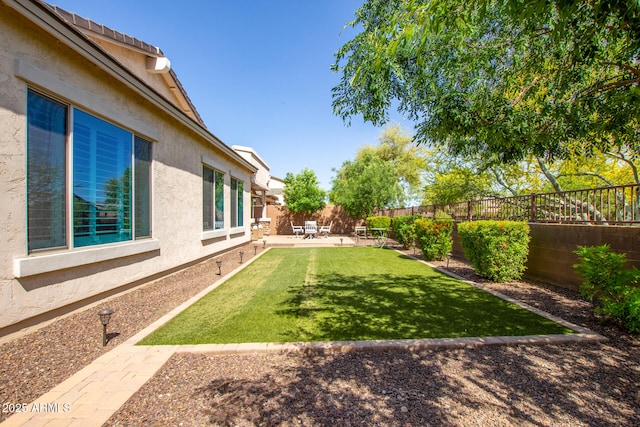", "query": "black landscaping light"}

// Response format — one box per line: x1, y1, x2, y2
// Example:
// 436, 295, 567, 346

340, 237, 343, 246
253, 243, 258, 255
216, 259, 222, 275
98, 308, 114, 347
239, 251, 244, 263
262, 238, 266, 248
